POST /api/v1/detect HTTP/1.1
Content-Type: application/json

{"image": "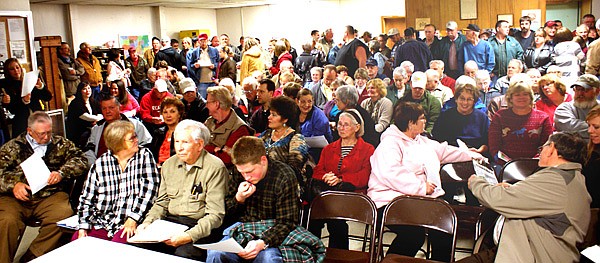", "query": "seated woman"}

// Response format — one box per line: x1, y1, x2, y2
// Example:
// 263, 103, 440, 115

584, 105, 600, 208
308, 109, 374, 249
334, 85, 379, 147
66, 82, 103, 148
259, 95, 310, 185
360, 78, 393, 133
433, 82, 489, 154
150, 97, 184, 166
74, 120, 160, 243
336, 65, 354, 86
535, 74, 572, 128
297, 88, 332, 141
323, 79, 346, 122
489, 76, 552, 166
367, 101, 483, 261
108, 79, 139, 118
